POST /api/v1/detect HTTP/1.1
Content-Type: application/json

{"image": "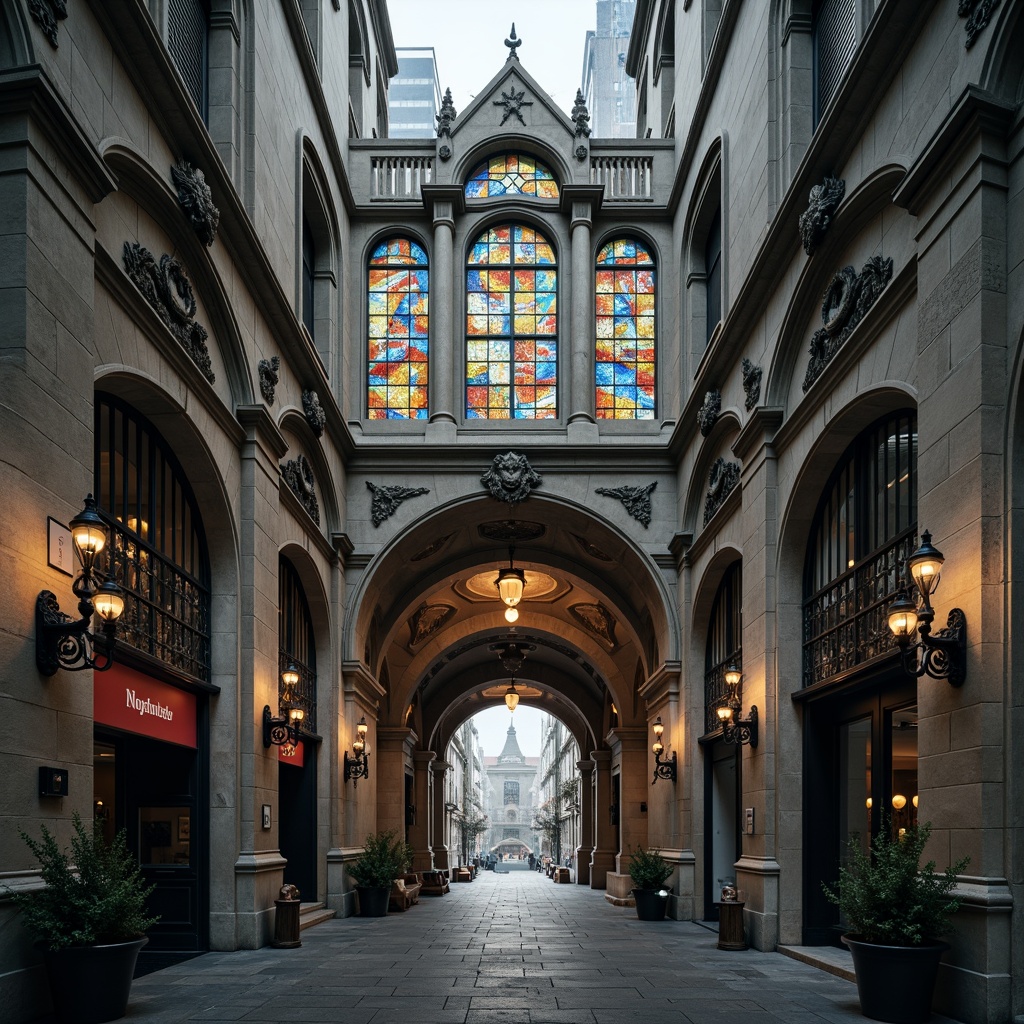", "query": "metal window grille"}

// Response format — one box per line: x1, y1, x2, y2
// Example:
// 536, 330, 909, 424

704, 561, 741, 735
95, 394, 211, 682
278, 557, 318, 733
168, 0, 209, 119
802, 412, 917, 687
814, 0, 857, 125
